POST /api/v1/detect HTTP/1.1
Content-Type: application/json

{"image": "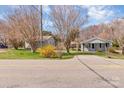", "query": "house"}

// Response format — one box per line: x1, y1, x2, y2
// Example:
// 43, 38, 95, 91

41, 36, 55, 46
25, 36, 55, 49
70, 41, 77, 49
70, 41, 81, 50
80, 37, 112, 52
